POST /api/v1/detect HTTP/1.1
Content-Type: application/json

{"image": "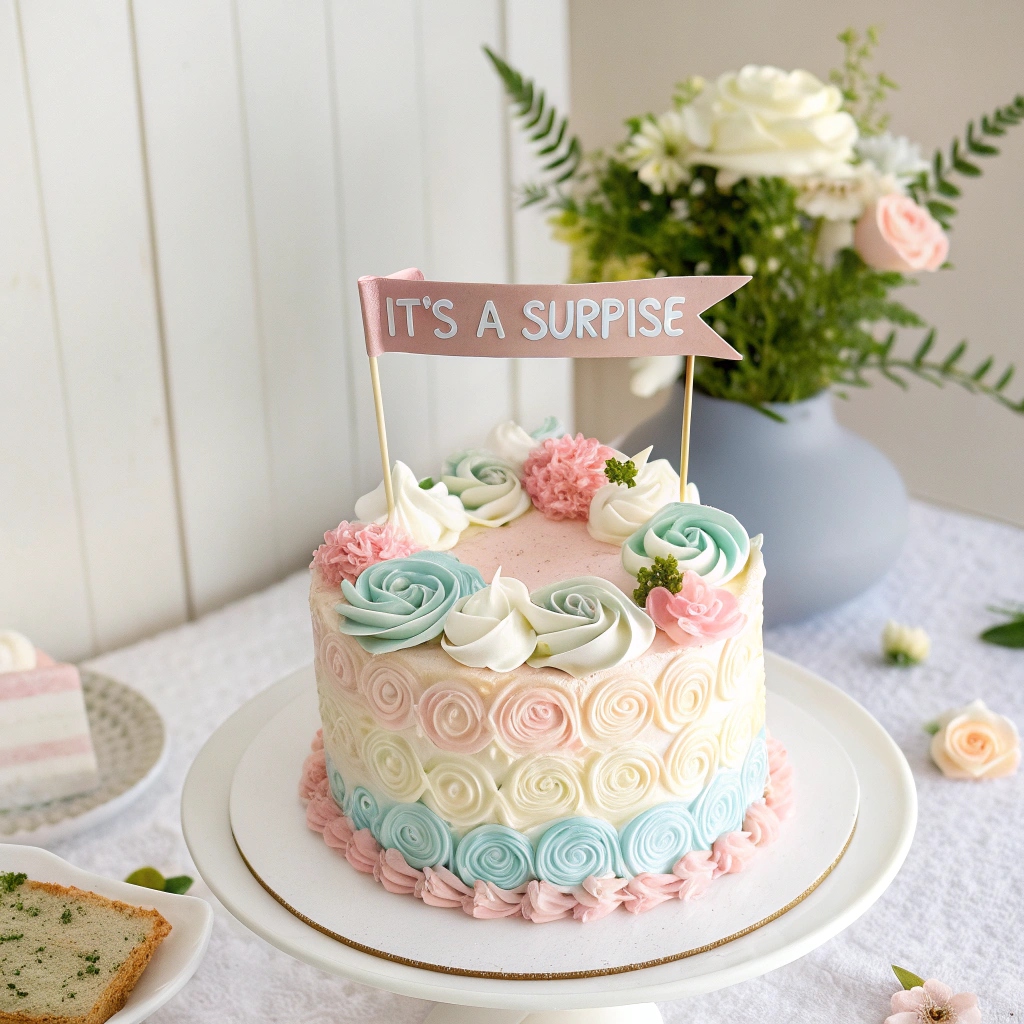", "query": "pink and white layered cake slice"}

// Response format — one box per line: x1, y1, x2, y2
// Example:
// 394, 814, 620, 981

0, 653, 100, 810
